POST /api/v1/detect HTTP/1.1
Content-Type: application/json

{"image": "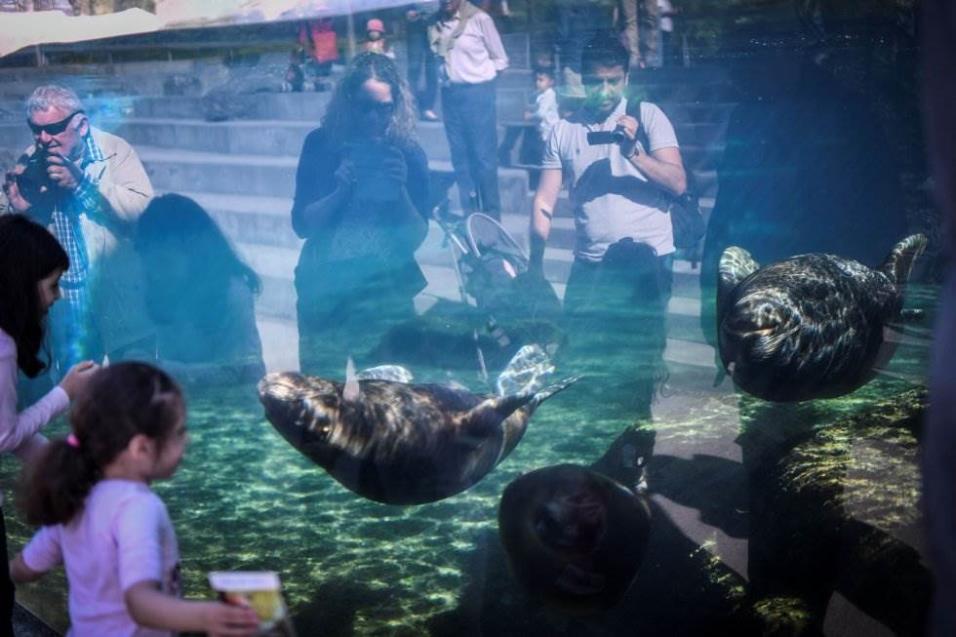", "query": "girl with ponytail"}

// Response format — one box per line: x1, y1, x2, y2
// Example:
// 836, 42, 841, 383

0, 214, 98, 633
10, 362, 259, 637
